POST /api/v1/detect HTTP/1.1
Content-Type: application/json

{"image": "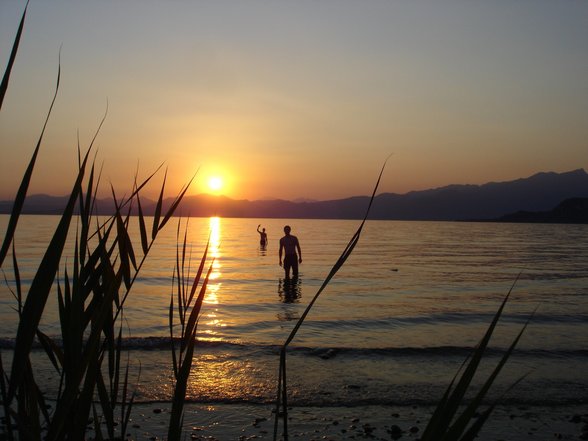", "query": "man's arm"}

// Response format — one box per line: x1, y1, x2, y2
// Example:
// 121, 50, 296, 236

296, 239, 302, 263
279, 239, 283, 266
